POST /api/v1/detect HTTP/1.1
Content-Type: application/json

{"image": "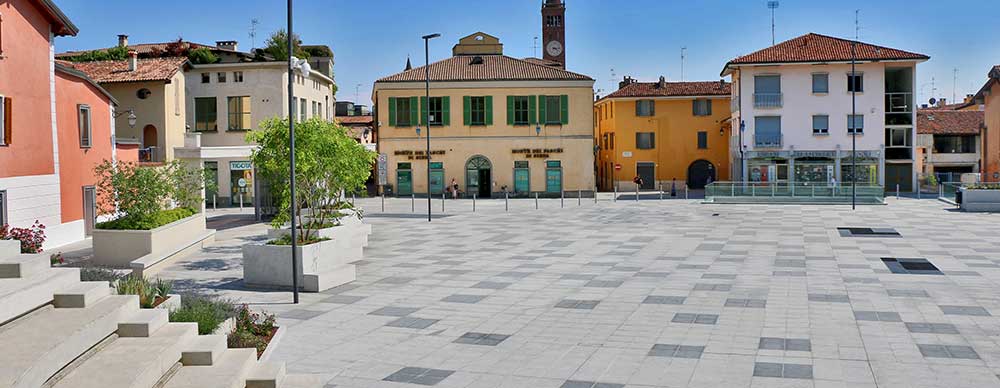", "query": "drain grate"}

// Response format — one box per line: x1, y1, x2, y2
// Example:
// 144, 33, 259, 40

838, 227, 901, 237
881, 258, 943, 275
